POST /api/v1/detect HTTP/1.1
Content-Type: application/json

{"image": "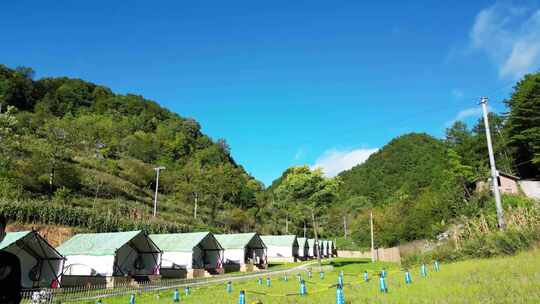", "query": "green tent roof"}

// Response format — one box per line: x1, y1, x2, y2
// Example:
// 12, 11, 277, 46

1, 231, 64, 260
297, 237, 308, 248
57, 230, 142, 256
215, 233, 263, 249
150, 232, 218, 252
260, 235, 297, 247
0, 231, 32, 250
